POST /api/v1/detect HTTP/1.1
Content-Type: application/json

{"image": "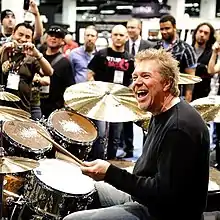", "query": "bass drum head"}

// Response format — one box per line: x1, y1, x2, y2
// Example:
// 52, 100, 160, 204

48, 110, 98, 144
34, 158, 95, 195
3, 120, 52, 152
